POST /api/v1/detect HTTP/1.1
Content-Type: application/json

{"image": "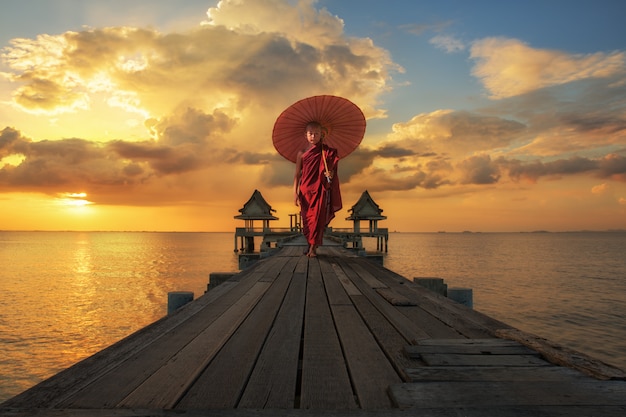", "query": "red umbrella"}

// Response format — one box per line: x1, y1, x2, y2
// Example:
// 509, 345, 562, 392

272, 95, 366, 163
